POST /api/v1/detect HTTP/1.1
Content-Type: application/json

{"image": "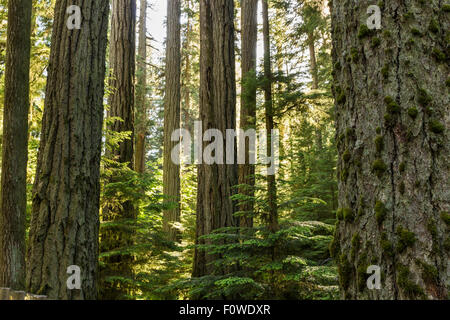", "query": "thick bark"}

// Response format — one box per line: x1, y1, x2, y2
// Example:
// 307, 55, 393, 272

0, 0, 32, 290
193, 0, 238, 277
262, 0, 278, 233
238, 0, 258, 228
100, 0, 136, 300
107, 0, 136, 168
163, 0, 181, 242
135, 0, 147, 174
26, 0, 110, 299
331, 0, 449, 299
